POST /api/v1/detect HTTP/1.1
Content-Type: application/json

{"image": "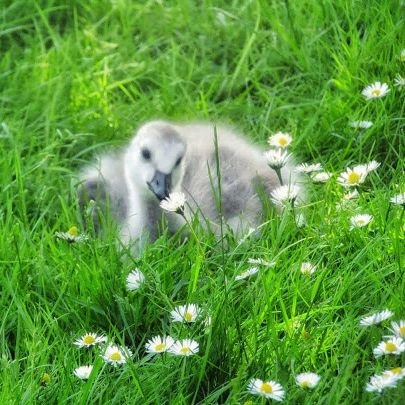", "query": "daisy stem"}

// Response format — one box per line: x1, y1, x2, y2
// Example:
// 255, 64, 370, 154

274, 168, 284, 186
